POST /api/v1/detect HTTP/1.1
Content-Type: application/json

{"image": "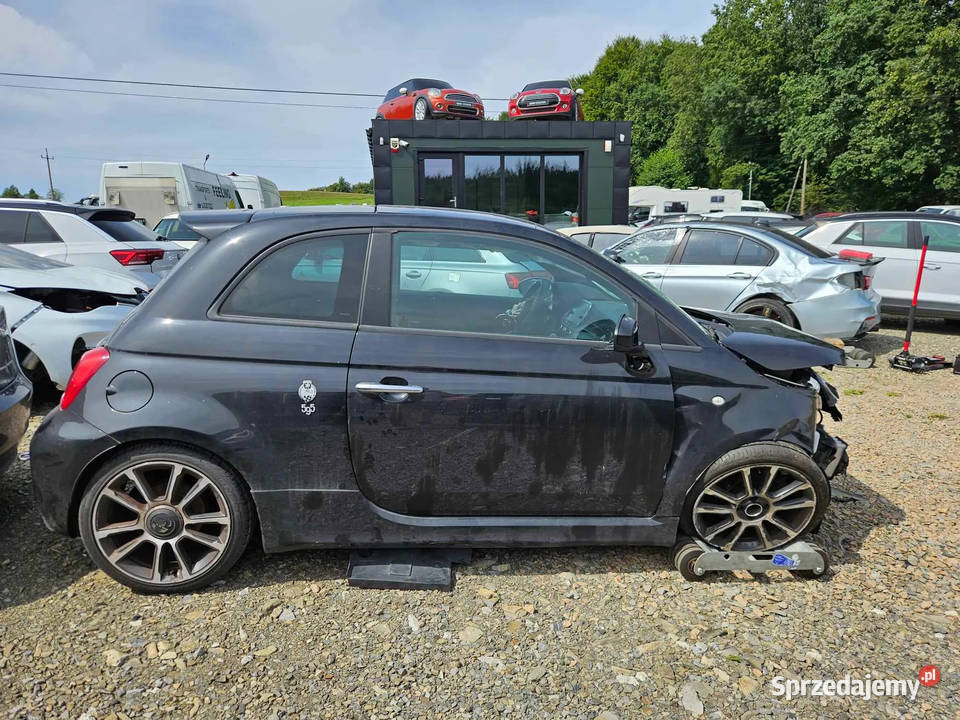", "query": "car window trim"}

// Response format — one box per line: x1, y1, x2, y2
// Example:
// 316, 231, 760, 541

208, 228, 372, 328
363, 227, 654, 345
